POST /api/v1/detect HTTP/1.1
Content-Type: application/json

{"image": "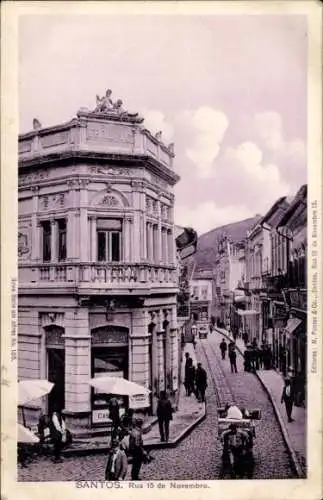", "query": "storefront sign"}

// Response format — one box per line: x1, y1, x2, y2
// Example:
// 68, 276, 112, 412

129, 393, 150, 409
92, 409, 111, 425
92, 326, 128, 345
